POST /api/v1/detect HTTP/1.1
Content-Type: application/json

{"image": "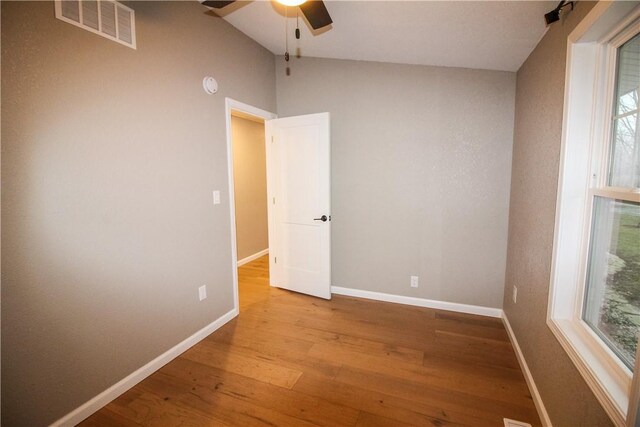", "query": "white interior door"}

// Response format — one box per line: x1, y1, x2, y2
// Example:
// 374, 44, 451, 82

266, 113, 331, 299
